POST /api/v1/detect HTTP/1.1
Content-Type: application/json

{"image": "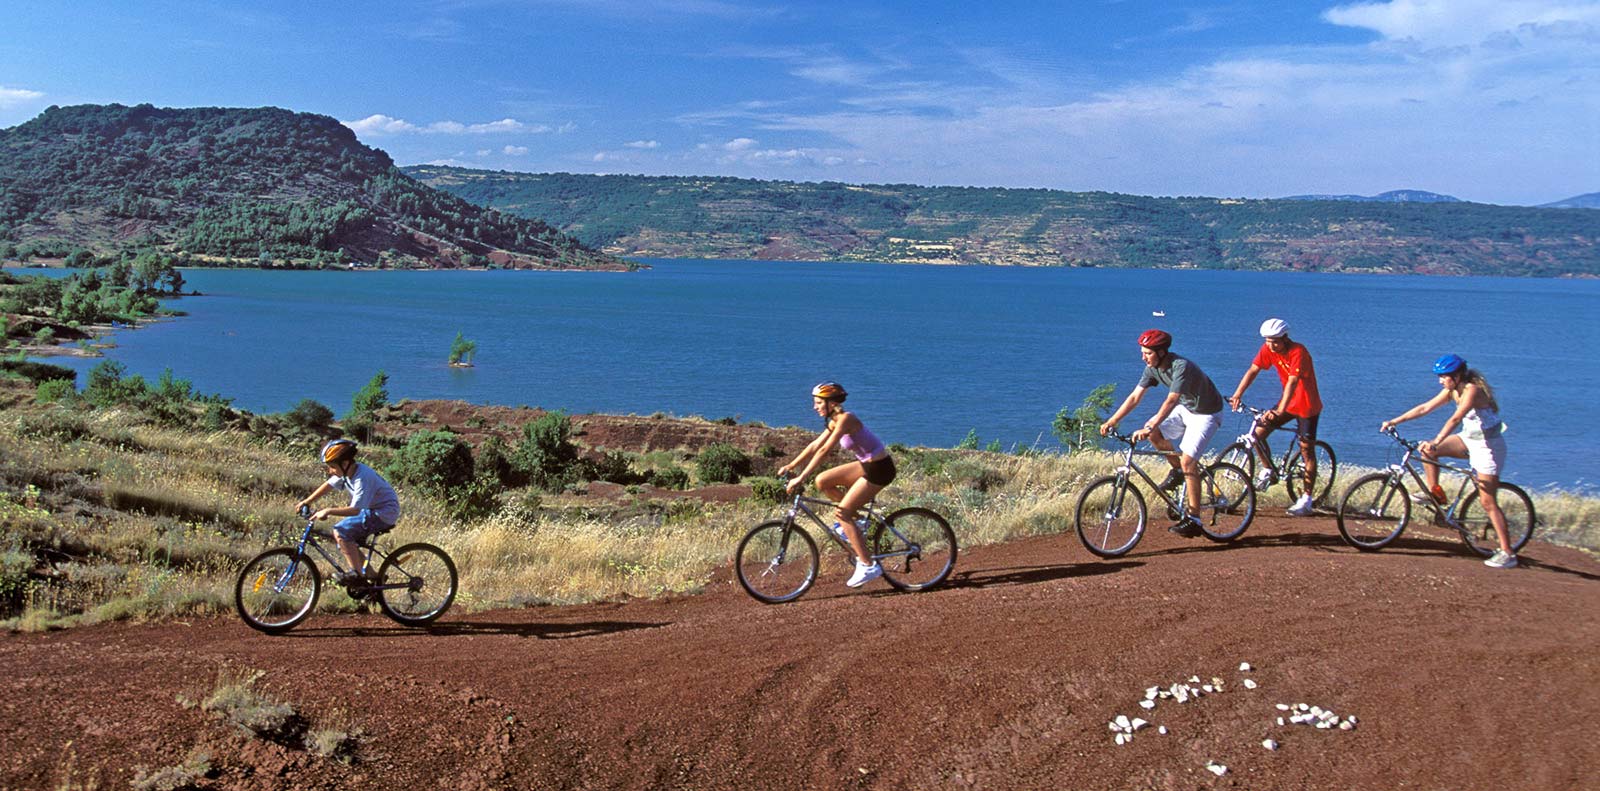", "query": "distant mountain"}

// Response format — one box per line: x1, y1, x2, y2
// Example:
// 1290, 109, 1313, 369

1540, 193, 1600, 209
405, 167, 1600, 277
0, 104, 631, 270
1279, 190, 1463, 203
